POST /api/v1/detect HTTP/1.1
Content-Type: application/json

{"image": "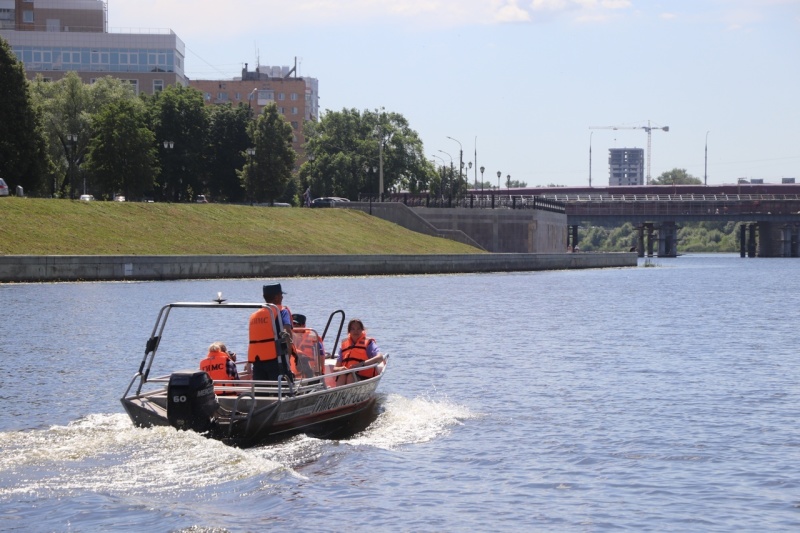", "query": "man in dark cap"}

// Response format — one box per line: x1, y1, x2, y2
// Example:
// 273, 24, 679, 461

247, 282, 294, 382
